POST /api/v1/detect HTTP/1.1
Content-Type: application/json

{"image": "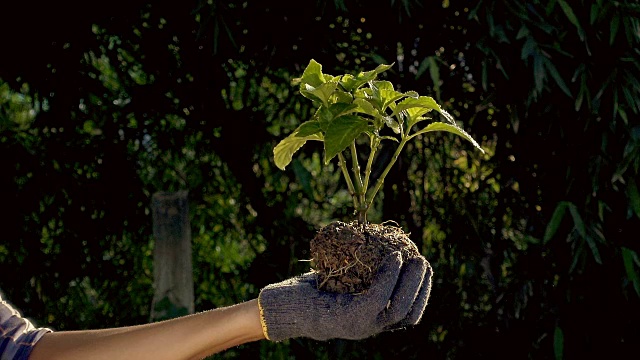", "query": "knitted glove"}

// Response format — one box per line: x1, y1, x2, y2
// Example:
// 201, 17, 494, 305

258, 251, 432, 341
